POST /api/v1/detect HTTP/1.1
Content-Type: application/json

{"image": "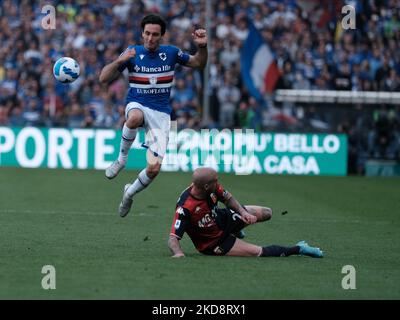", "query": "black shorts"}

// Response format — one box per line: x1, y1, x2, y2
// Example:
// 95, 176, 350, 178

200, 208, 246, 256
